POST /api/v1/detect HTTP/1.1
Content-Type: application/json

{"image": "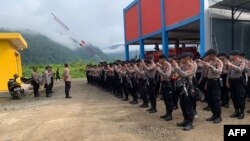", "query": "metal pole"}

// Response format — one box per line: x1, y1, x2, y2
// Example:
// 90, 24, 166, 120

162, 31, 169, 56
232, 7, 235, 50
140, 40, 145, 59
125, 44, 130, 61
